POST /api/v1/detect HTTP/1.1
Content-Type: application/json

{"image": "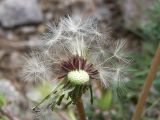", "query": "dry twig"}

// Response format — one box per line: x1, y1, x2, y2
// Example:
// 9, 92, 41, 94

132, 44, 160, 120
